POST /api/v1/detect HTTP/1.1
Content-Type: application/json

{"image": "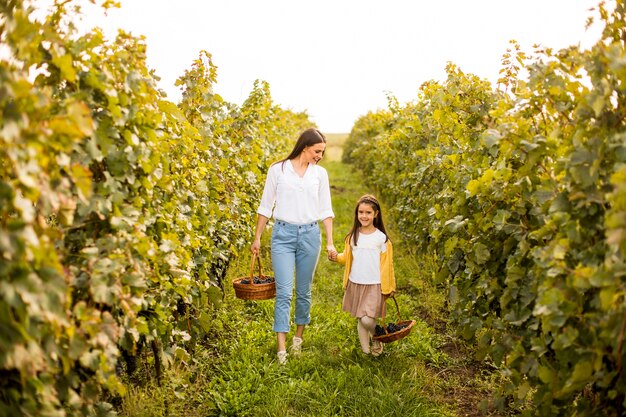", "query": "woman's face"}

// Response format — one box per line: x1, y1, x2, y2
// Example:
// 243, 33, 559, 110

302, 142, 326, 164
